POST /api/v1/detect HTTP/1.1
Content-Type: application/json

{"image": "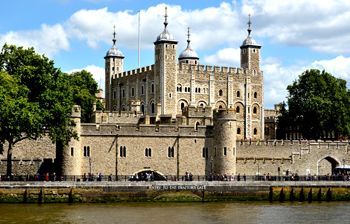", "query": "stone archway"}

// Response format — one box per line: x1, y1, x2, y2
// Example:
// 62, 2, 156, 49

133, 169, 167, 181
317, 156, 340, 175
